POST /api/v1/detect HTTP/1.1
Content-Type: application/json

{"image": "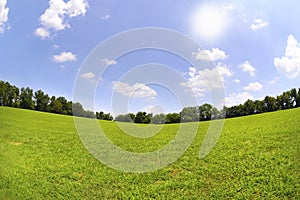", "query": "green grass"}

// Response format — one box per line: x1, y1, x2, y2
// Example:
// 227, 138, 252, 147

0, 106, 299, 199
